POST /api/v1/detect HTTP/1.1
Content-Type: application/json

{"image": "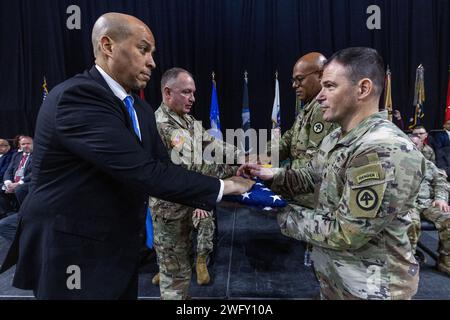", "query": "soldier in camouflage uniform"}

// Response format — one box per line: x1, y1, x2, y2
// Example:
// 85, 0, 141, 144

268, 52, 337, 209
412, 125, 436, 163
150, 68, 240, 299
239, 48, 426, 299
408, 135, 450, 275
